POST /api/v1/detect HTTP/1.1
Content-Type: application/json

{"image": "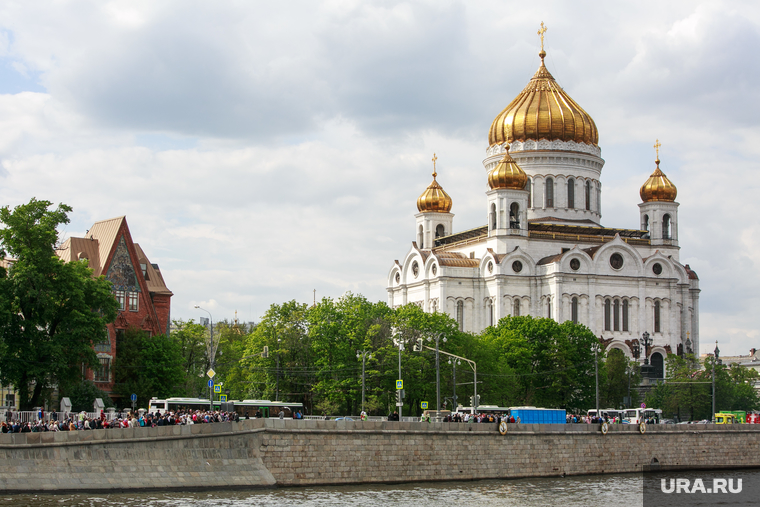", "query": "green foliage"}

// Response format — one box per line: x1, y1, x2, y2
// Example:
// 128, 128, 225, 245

600, 348, 640, 409
646, 354, 760, 421
112, 326, 184, 408
169, 319, 209, 397
64, 381, 115, 412
0, 198, 118, 409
